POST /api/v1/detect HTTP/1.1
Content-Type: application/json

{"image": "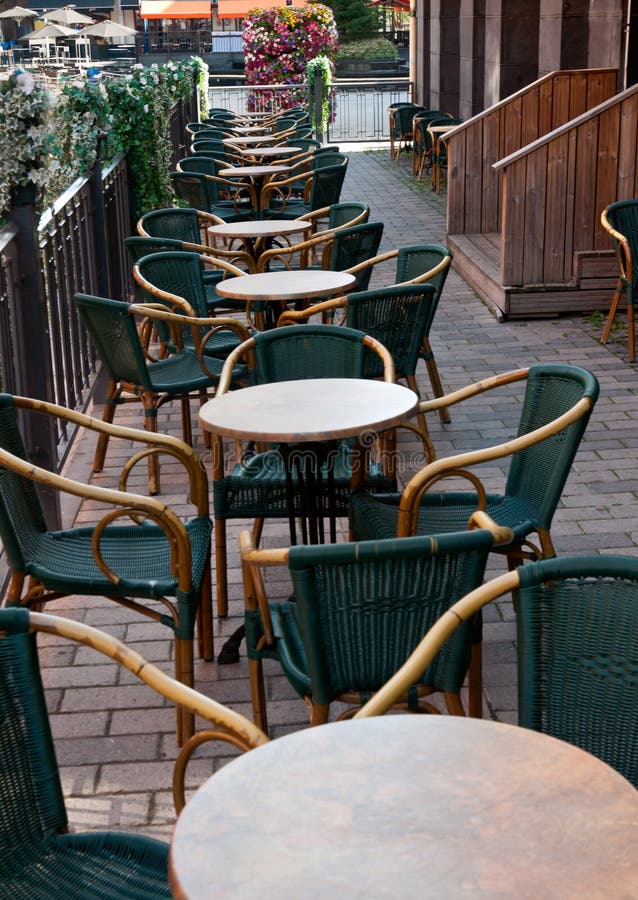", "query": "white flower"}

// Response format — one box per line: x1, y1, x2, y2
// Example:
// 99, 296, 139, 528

143, 103, 149, 113
15, 72, 35, 95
